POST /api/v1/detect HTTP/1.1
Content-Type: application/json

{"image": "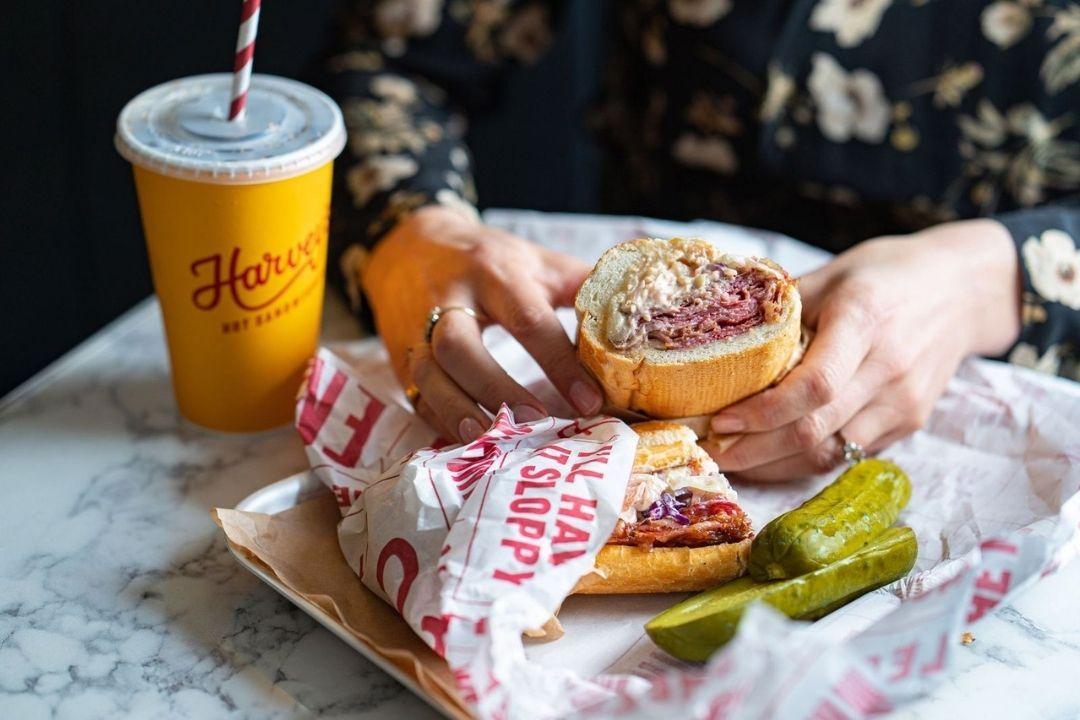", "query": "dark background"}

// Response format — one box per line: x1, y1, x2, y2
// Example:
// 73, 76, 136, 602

0, 1, 605, 396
